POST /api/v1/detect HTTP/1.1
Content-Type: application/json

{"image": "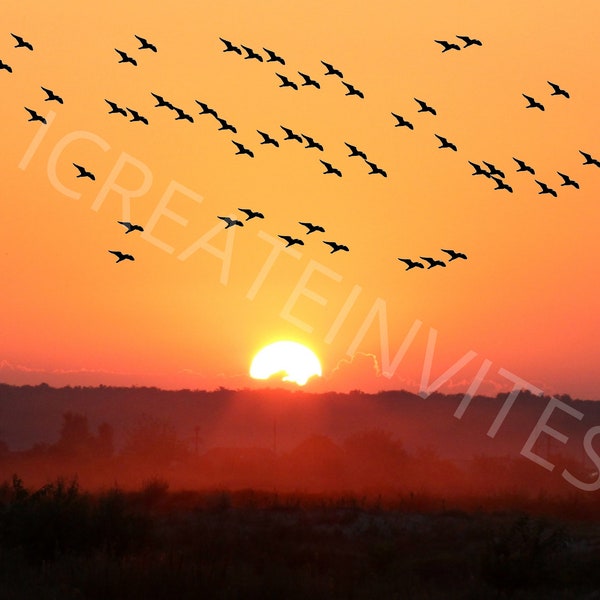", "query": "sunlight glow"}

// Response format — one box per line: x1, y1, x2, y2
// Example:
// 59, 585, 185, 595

250, 341, 322, 386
